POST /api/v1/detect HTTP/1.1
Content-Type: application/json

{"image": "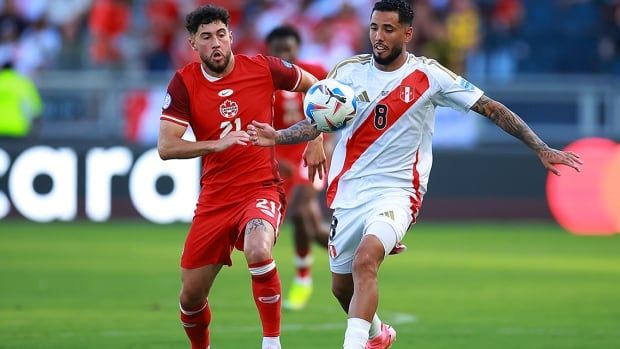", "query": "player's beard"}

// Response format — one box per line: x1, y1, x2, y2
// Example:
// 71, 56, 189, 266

373, 42, 403, 66
202, 50, 232, 74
